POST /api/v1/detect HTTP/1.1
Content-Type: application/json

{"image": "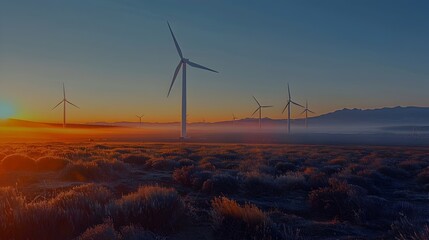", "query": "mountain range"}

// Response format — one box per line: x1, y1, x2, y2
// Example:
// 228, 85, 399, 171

2, 106, 429, 128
